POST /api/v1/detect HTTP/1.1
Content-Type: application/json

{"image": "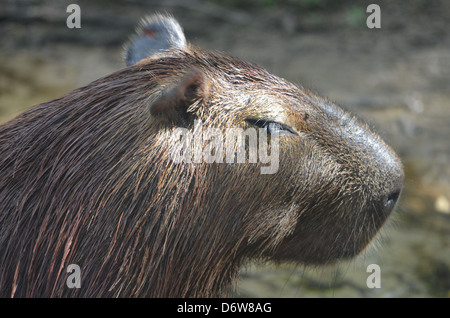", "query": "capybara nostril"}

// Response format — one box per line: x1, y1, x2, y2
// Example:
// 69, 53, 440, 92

386, 189, 401, 210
